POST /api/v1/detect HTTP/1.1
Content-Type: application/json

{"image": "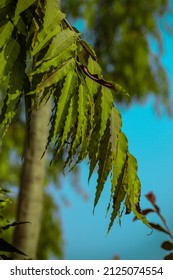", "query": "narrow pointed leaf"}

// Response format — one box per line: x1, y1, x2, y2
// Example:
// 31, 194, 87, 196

31, 58, 75, 93
108, 162, 127, 233
70, 84, 89, 157
0, 21, 14, 49
56, 95, 78, 154
100, 86, 113, 141
85, 57, 102, 96
4, 38, 20, 75
94, 124, 112, 209
53, 70, 78, 143
111, 132, 128, 193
